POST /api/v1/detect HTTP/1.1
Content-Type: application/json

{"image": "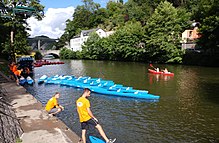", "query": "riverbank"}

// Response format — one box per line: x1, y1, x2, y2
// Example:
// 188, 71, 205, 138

0, 60, 79, 143
183, 52, 219, 67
